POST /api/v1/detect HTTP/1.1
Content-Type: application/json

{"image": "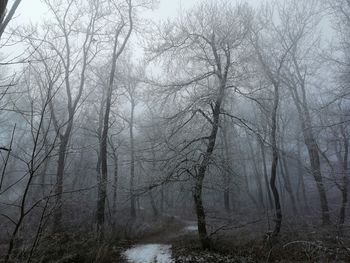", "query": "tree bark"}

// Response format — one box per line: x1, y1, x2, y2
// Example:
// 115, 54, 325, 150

280, 154, 297, 214
222, 121, 231, 212
248, 138, 265, 210
53, 132, 70, 232
296, 140, 309, 210
129, 99, 136, 219
112, 153, 118, 219
0, 0, 21, 40
270, 84, 282, 236
97, 1, 133, 237
339, 123, 349, 226
258, 137, 273, 208
193, 74, 226, 249
289, 83, 330, 224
